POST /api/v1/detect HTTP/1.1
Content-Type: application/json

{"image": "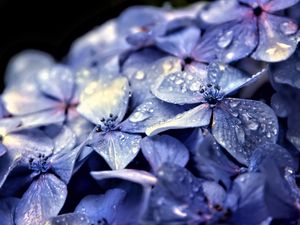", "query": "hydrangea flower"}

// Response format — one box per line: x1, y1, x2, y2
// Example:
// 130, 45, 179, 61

0, 1, 300, 224
198, 0, 300, 62
146, 62, 278, 164
13, 126, 80, 225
